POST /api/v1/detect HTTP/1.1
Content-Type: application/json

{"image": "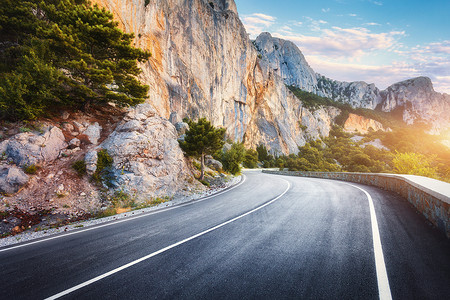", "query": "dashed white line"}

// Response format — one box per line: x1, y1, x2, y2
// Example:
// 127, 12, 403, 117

45, 179, 291, 300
